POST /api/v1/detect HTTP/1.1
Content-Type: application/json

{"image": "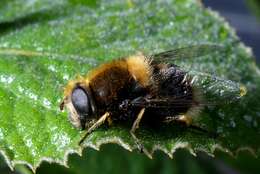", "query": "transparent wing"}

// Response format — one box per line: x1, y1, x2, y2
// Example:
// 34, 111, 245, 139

129, 94, 199, 109
150, 44, 225, 63
188, 70, 246, 103
129, 71, 245, 109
